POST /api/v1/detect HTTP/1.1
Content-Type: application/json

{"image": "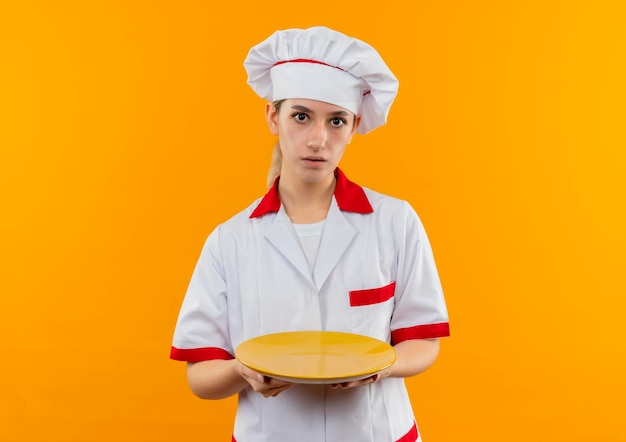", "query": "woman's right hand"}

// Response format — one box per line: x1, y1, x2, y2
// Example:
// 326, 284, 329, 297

238, 362, 294, 398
